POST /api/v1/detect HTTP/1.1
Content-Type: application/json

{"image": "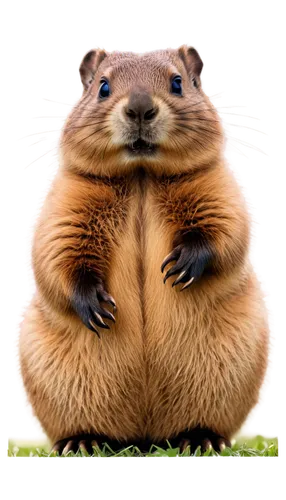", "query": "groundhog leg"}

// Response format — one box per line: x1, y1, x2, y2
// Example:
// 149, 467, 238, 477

31, 174, 132, 338
20, 174, 147, 446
